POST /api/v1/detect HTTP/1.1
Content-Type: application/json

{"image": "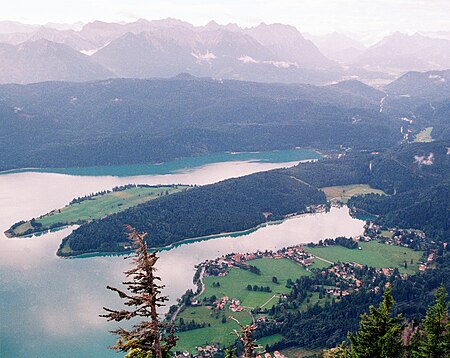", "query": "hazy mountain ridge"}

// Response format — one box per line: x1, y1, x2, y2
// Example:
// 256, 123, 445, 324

0, 39, 114, 84
354, 32, 450, 72
0, 19, 340, 84
0, 19, 449, 85
385, 69, 450, 99
381, 70, 450, 133
304, 32, 366, 64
